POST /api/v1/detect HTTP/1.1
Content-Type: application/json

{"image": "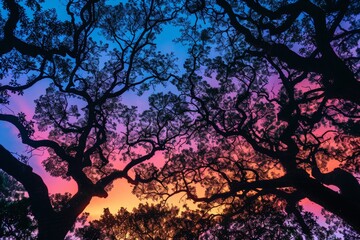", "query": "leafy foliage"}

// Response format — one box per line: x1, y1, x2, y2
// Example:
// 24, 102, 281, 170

0, 0, 183, 238
76, 199, 339, 239
133, 0, 360, 237
76, 203, 209, 239
0, 0, 359, 238
0, 170, 37, 239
